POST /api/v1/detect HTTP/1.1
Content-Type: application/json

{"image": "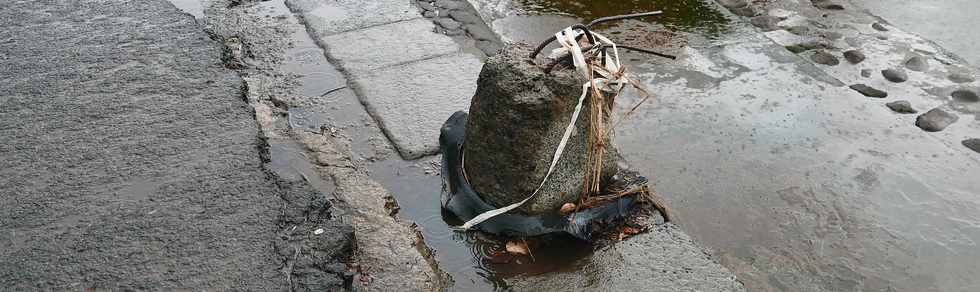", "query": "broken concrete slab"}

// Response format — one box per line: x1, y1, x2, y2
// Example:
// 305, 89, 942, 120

508, 224, 744, 291
318, 18, 459, 74
353, 53, 482, 159
286, 0, 418, 35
